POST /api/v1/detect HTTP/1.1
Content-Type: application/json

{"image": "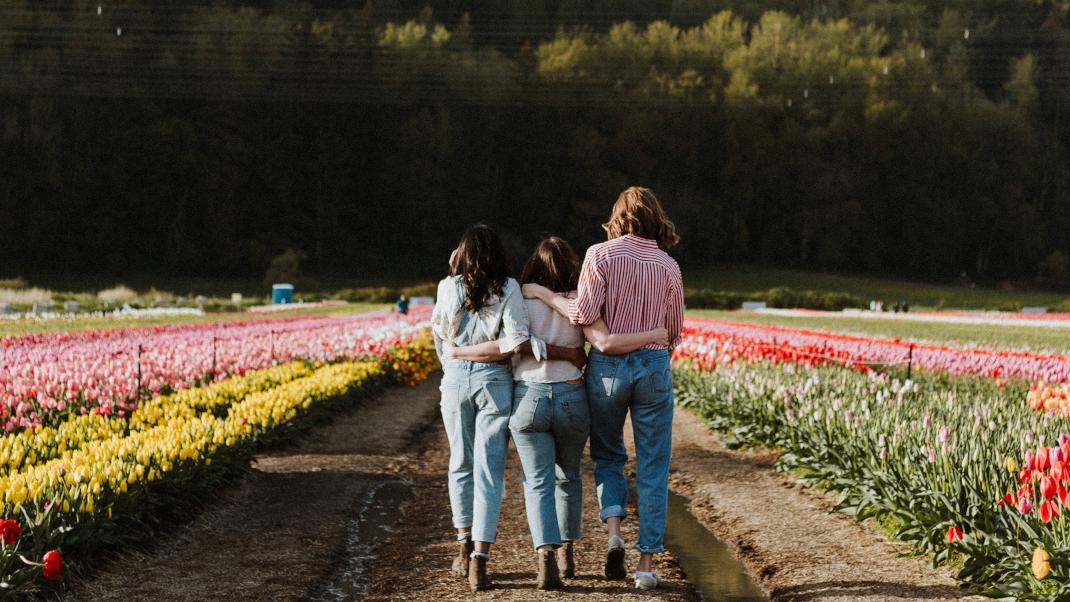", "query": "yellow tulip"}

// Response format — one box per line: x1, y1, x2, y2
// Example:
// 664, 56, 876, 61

1032, 547, 1051, 580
